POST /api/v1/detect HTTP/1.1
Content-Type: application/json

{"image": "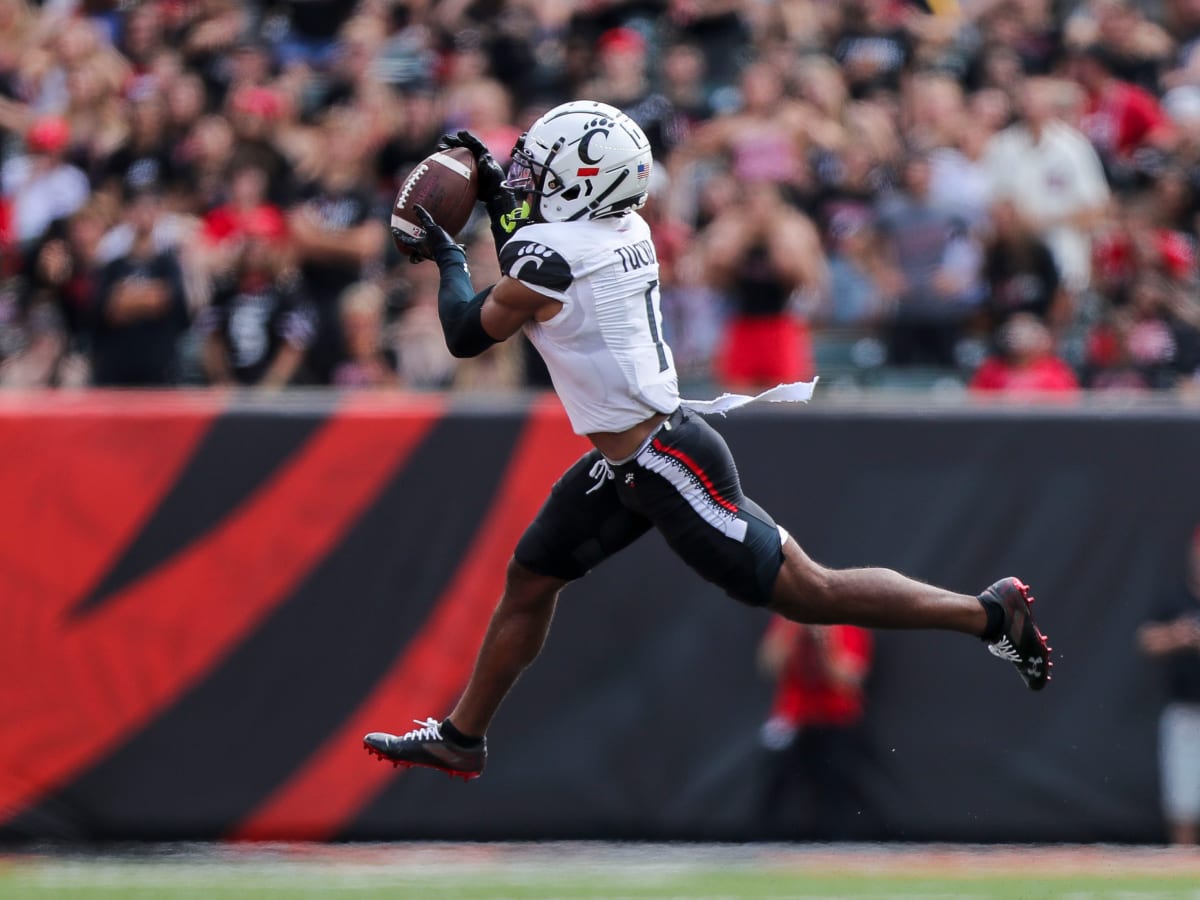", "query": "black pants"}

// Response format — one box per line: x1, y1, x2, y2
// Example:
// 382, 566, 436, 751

758, 724, 878, 841
514, 407, 786, 606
